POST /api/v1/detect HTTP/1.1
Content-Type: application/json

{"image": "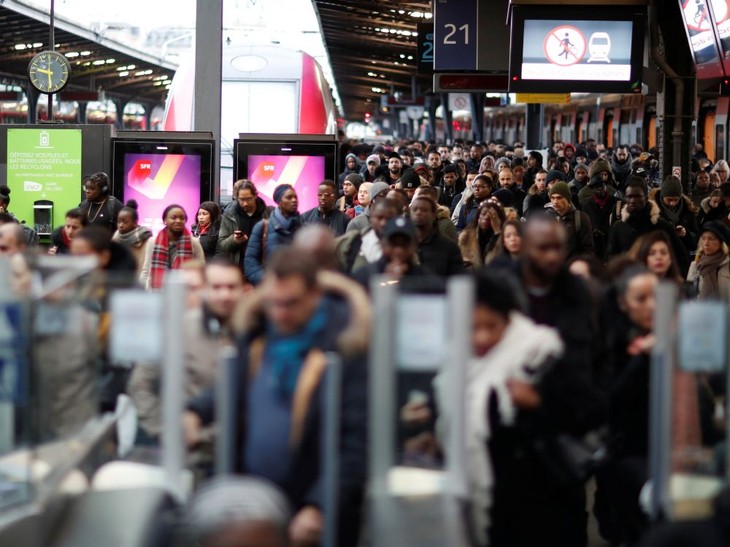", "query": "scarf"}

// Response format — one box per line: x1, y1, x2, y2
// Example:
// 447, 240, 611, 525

194, 222, 211, 237
434, 313, 563, 545
270, 207, 300, 234
114, 225, 152, 249
592, 192, 609, 208
149, 227, 194, 289
264, 300, 327, 398
695, 251, 727, 298
658, 197, 683, 226
61, 227, 72, 249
